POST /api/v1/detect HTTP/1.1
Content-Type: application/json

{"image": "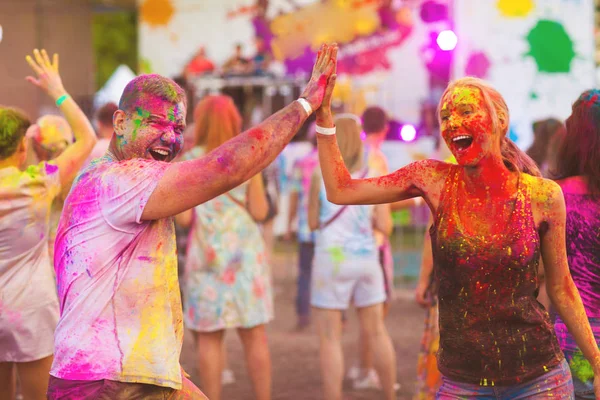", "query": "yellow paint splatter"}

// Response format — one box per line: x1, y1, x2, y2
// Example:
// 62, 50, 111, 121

140, 0, 175, 27
497, 0, 535, 18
